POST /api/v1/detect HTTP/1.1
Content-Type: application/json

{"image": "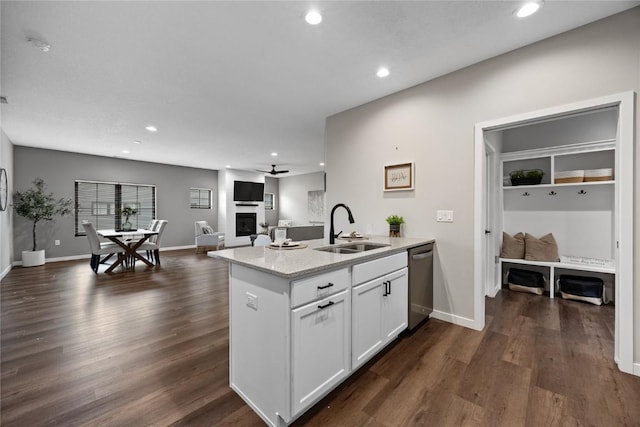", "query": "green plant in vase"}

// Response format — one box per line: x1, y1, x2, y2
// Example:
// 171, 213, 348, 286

385, 214, 405, 237
509, 169, 544, 186
119, 206, 138, 231
13, 177, 73, 266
